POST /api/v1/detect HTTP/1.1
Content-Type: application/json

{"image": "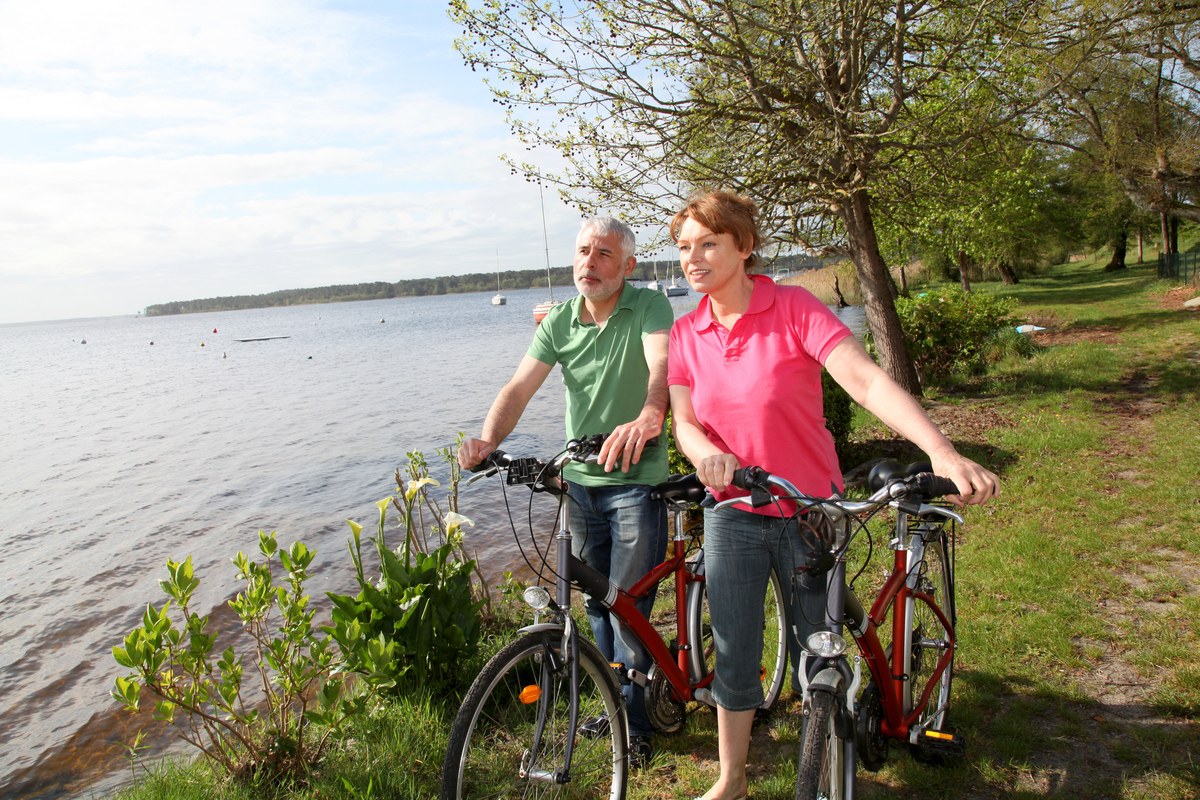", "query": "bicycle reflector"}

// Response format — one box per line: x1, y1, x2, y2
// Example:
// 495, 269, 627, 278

519, 685, 542, 704
806, 631, 847, 658
523, 586, 551, 611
